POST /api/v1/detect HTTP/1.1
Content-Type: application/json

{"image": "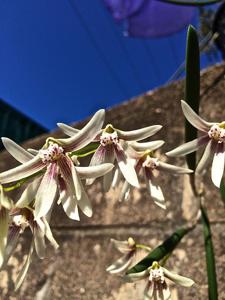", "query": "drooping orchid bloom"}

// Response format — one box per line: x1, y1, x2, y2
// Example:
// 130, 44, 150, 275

2, 205, 58, 291
125, 261, 195, 300
166, 100, 225, 188
0, 110, 114, 220
106, 237, 137, 274
58, 122, 162, 191
120, 140, 192, 208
